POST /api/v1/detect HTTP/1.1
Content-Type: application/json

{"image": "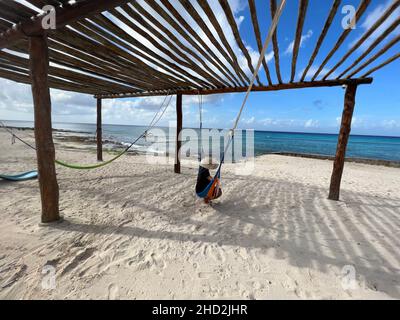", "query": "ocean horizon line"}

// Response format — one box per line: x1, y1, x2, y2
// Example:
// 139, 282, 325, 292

3, 119, 400, 139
